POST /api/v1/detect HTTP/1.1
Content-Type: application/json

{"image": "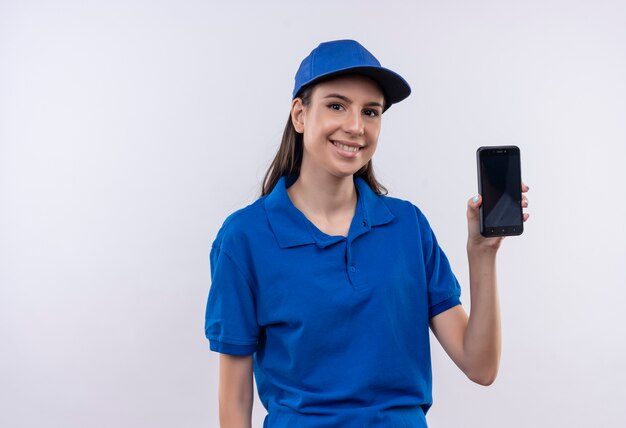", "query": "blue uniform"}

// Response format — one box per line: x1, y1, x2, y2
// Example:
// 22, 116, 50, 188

205, 175, 461, 427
